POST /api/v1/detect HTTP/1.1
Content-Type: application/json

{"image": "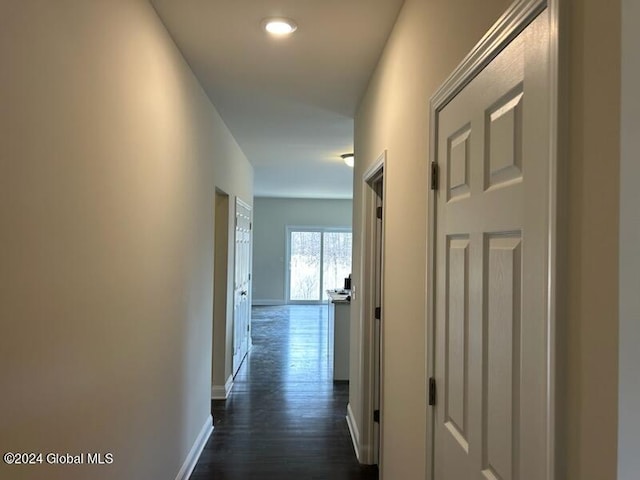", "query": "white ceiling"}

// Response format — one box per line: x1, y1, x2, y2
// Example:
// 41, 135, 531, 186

150, 0, 405, 199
